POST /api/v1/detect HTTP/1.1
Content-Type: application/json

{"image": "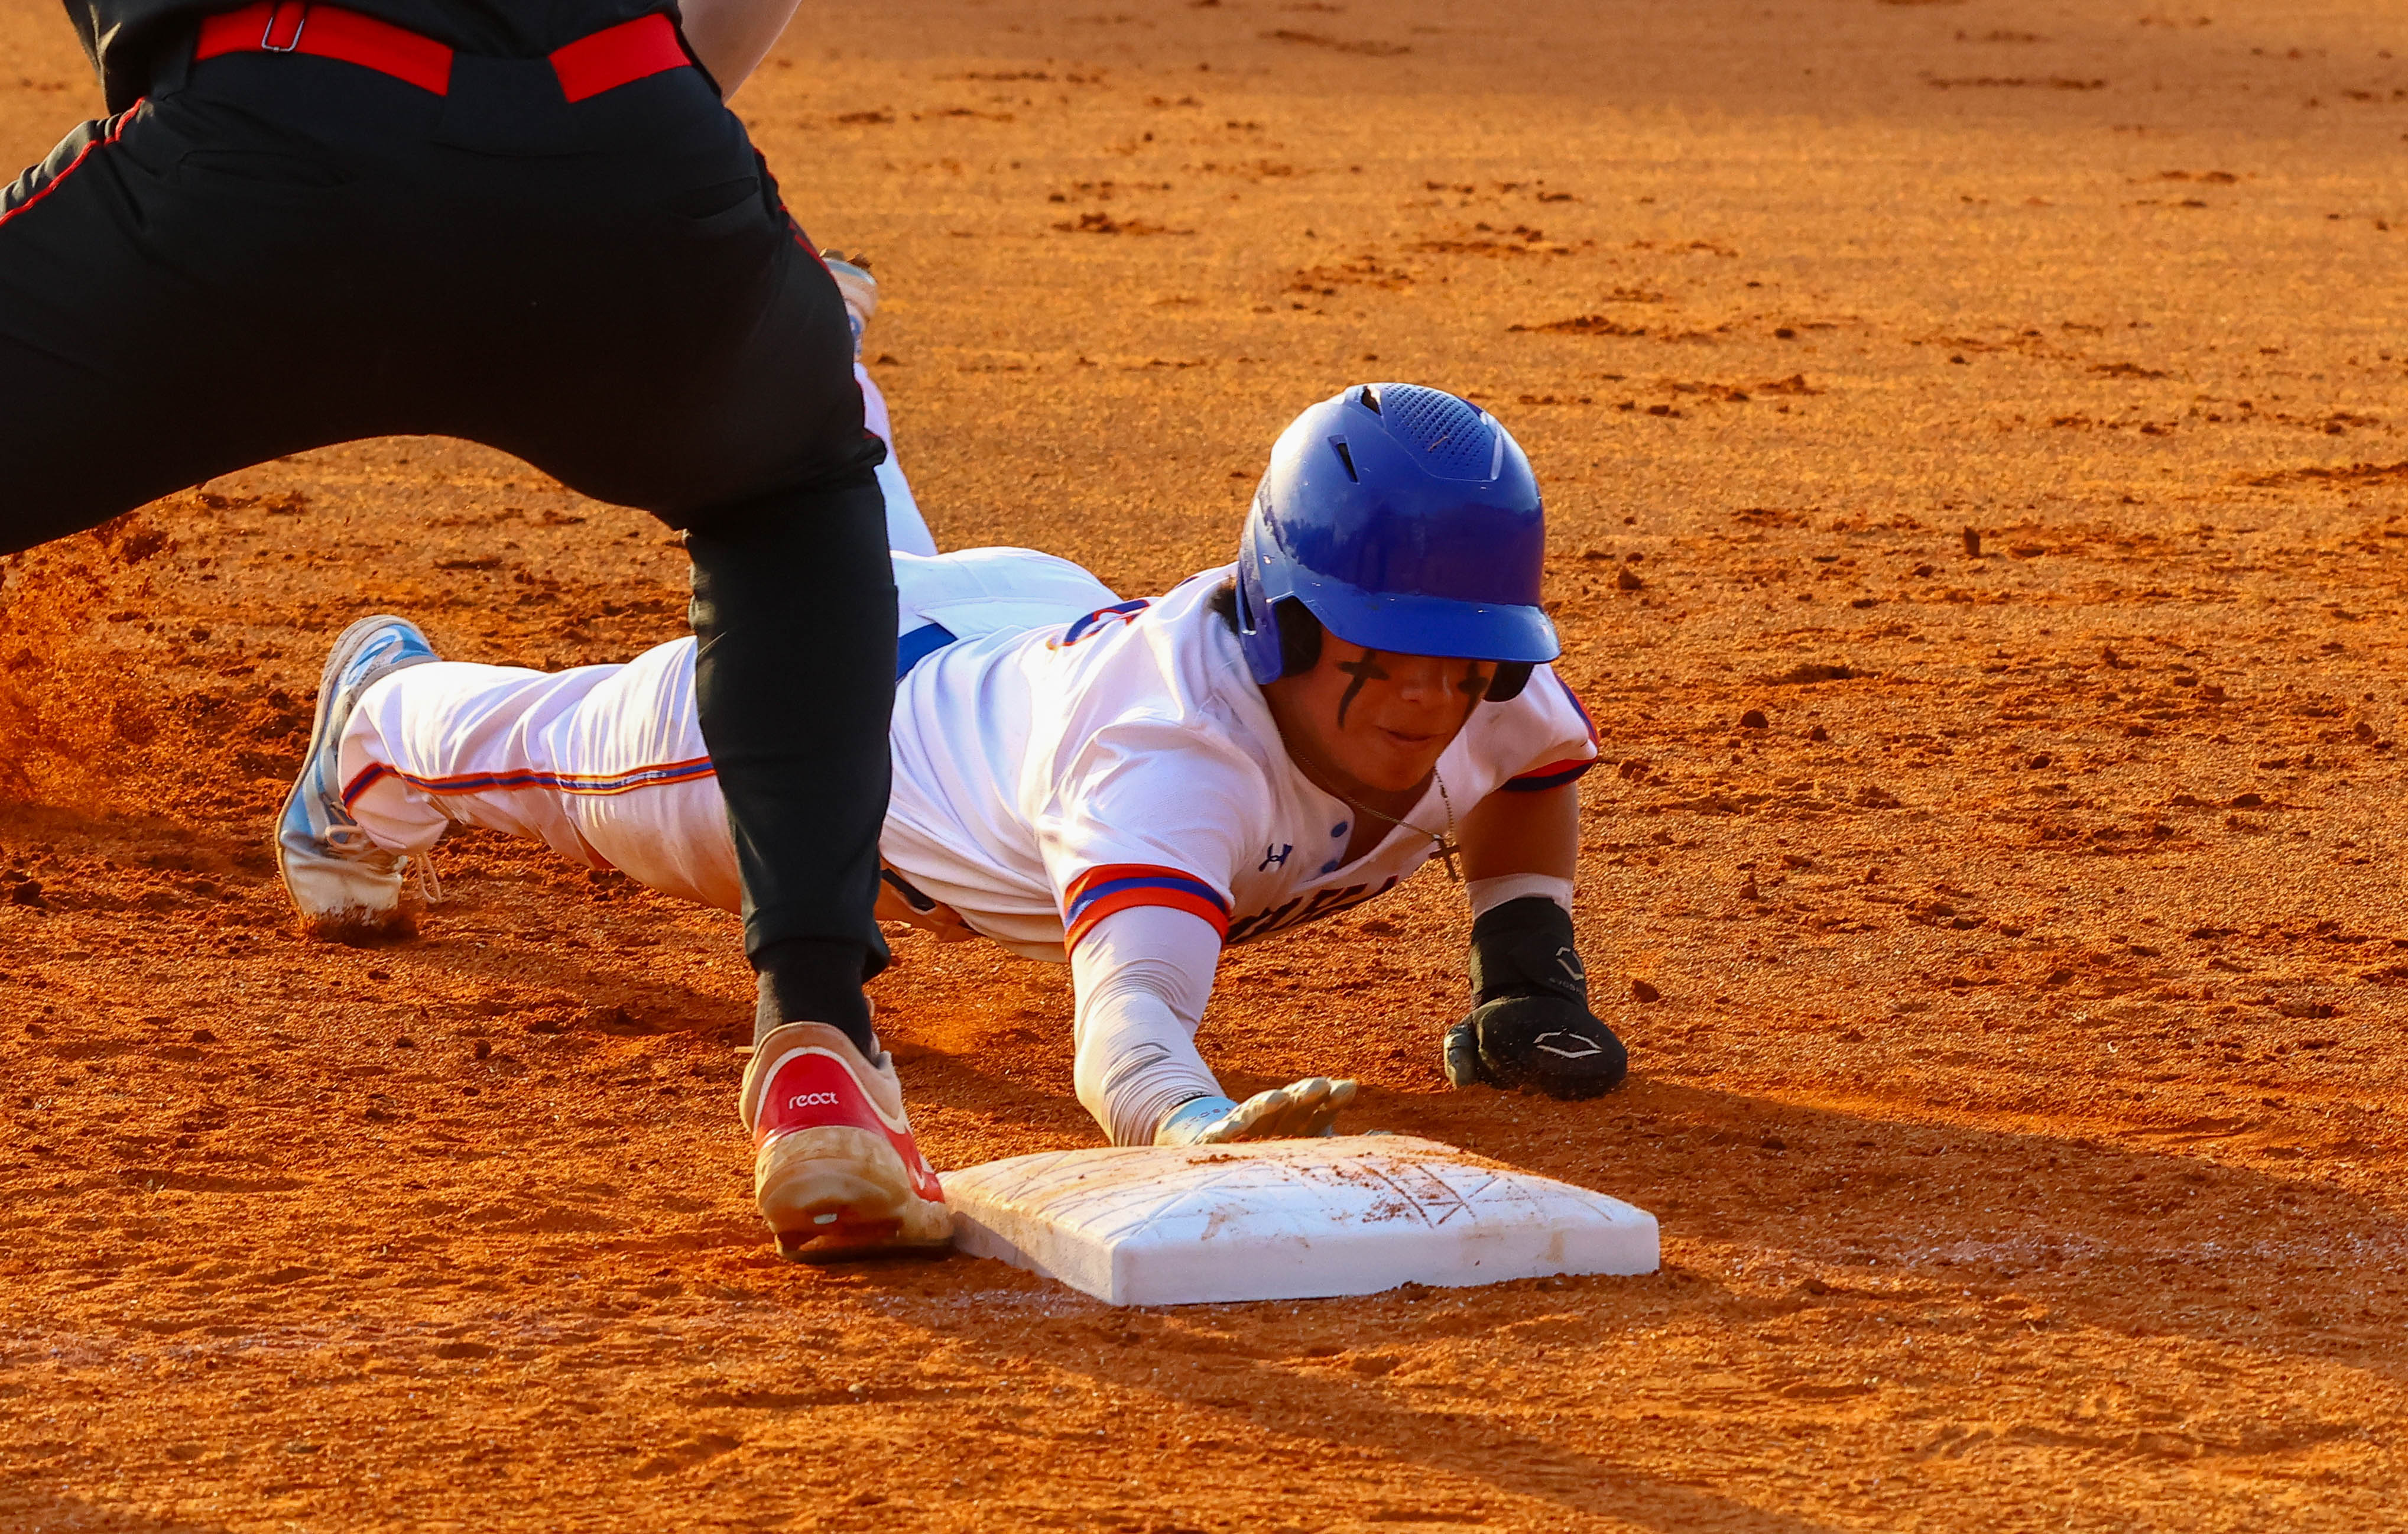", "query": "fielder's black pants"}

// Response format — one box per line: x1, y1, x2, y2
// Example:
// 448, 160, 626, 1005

0, 44, 894, 1040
